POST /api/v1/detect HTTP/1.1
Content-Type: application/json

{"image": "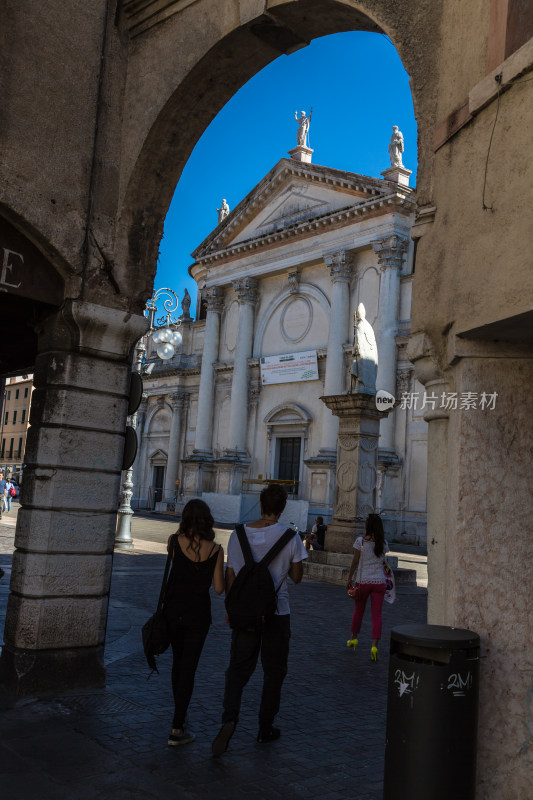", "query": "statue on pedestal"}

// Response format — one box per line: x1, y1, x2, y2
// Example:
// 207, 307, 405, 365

350, 303, 378, 395
295, 109, 313, 147
388, 126, 404, 167
217, 198, 229, 224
